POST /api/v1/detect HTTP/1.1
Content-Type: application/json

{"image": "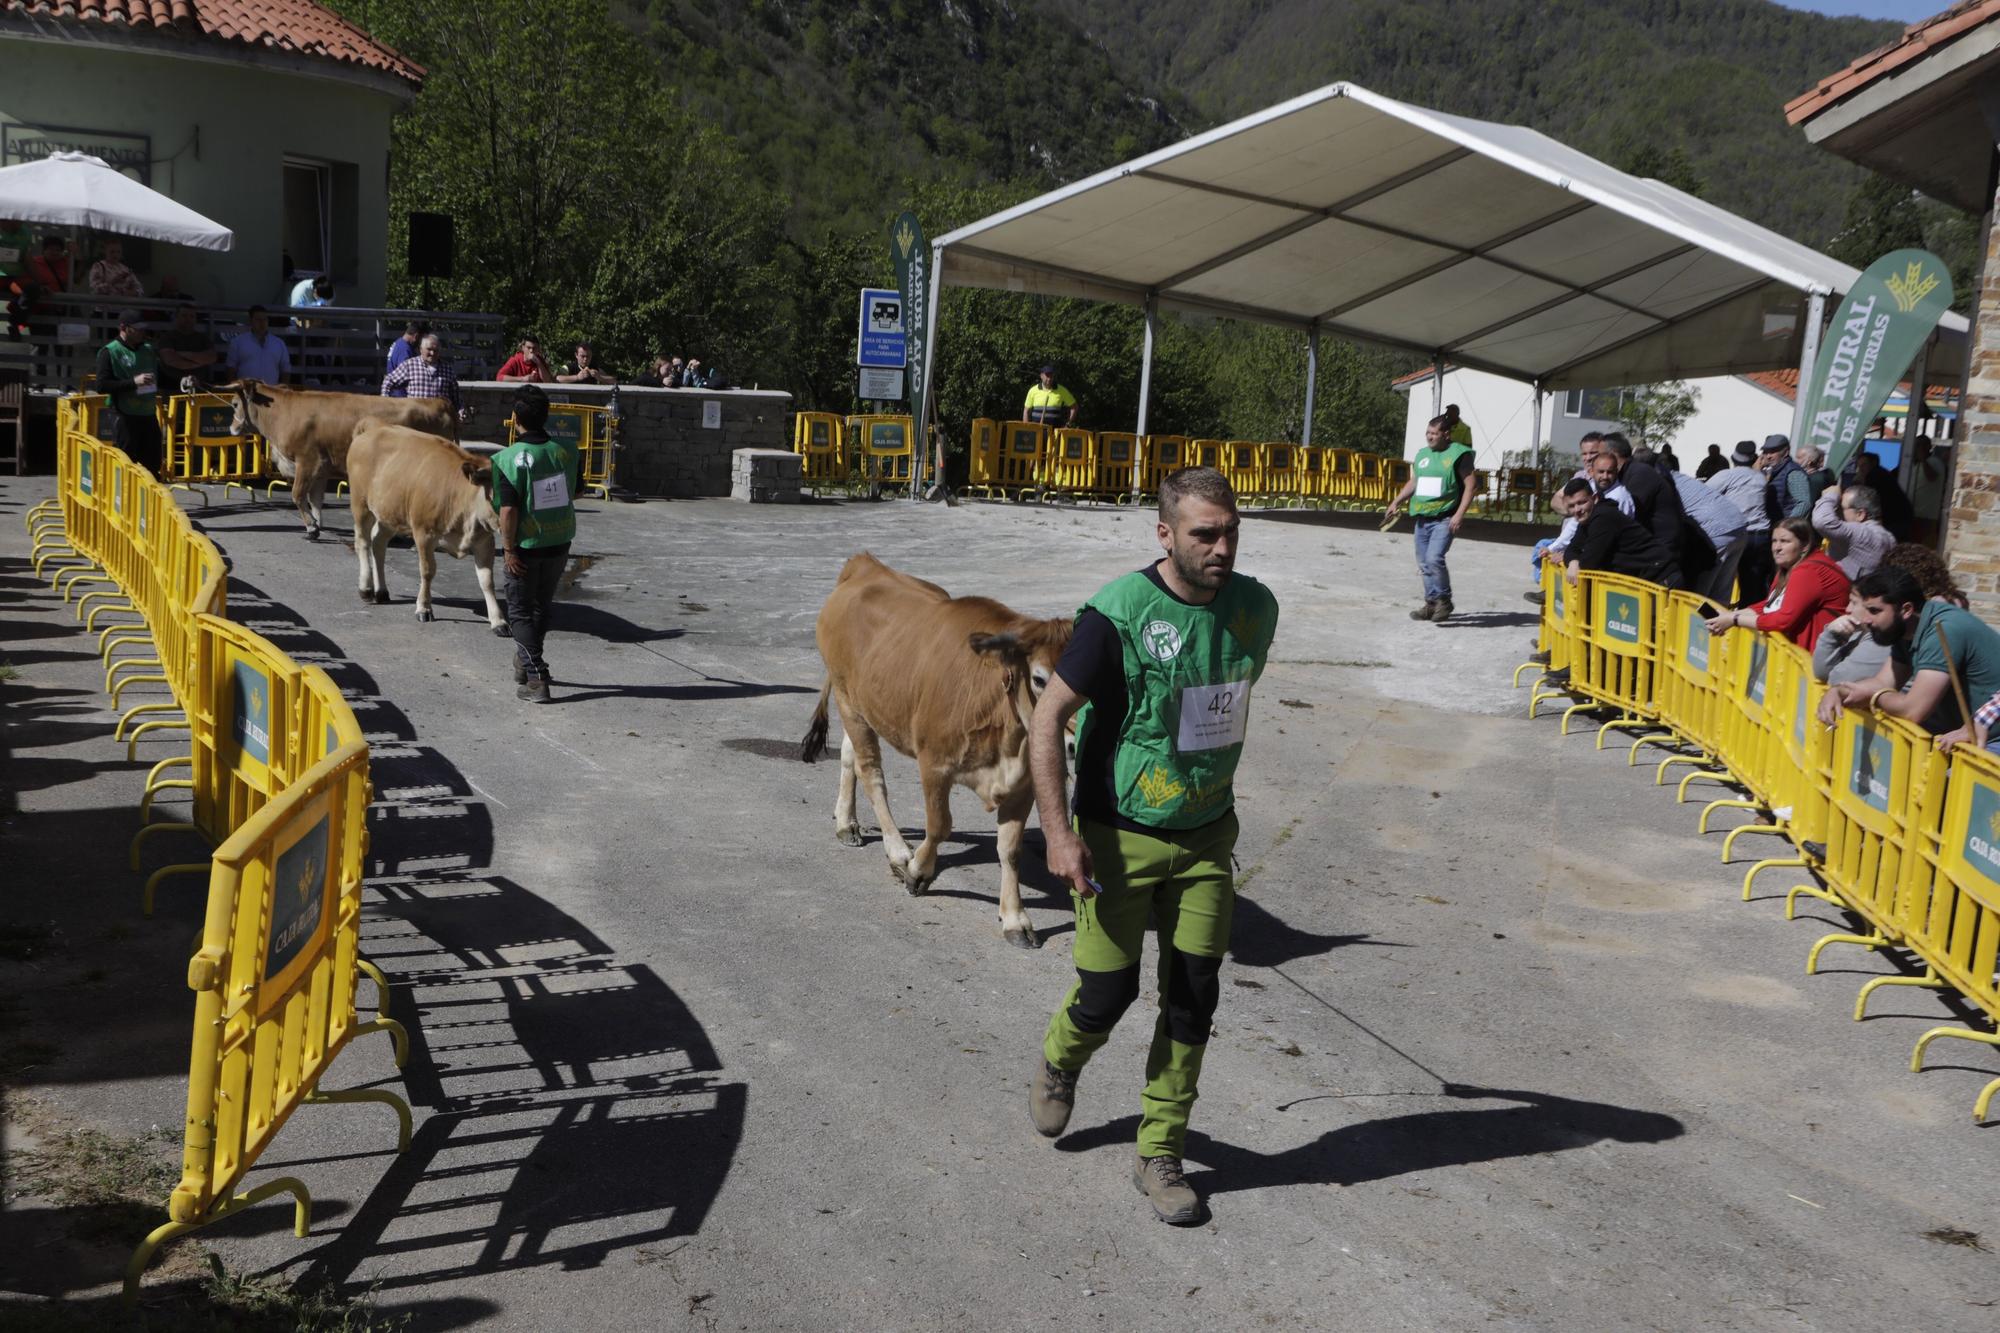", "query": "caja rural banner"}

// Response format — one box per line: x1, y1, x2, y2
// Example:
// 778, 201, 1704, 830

1803, 248, 1954, 478
891, 210, 929, 420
